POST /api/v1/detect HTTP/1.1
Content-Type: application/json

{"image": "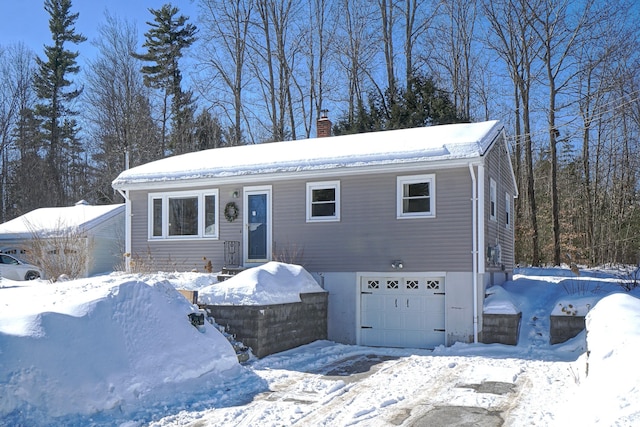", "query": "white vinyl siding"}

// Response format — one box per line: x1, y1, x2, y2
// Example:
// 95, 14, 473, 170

306, 181, 340, 222
397, 174, 435, 219
148, 190, 219, 240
